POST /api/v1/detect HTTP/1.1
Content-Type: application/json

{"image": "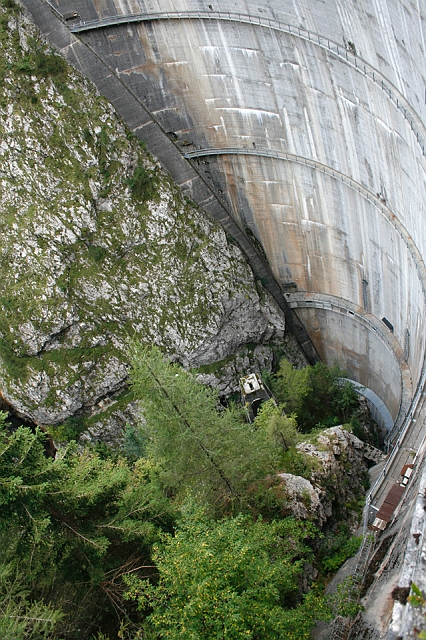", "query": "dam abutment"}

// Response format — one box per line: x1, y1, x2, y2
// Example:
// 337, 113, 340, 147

21, 0, 426, 428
